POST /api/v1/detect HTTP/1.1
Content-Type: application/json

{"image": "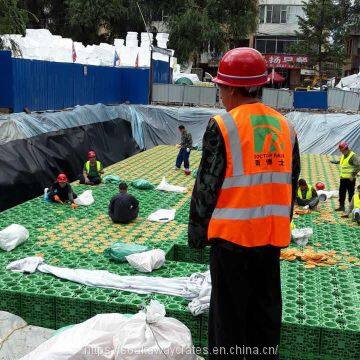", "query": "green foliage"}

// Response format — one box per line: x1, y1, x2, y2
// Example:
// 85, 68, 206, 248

0, 0, 28, 53
167, 0, 258, 63
293, 0, 360, 78
65, 0, 145, 45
